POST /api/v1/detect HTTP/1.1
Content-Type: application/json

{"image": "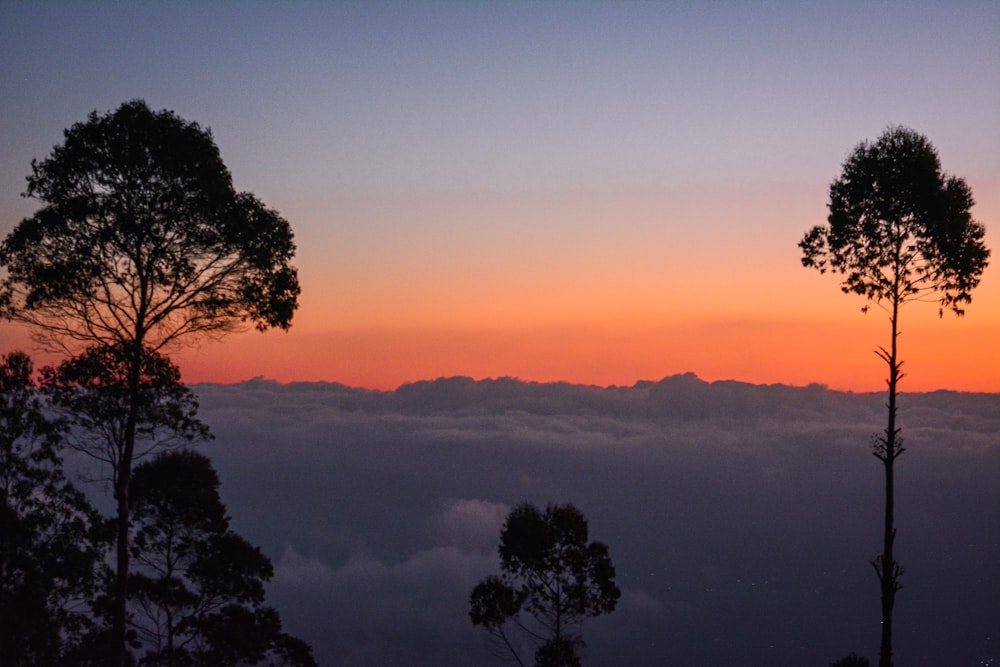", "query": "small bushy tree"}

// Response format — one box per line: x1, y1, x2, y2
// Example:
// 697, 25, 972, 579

128, 450, 316, 667
830, 653, 871, 667
470, 502, 620, 667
